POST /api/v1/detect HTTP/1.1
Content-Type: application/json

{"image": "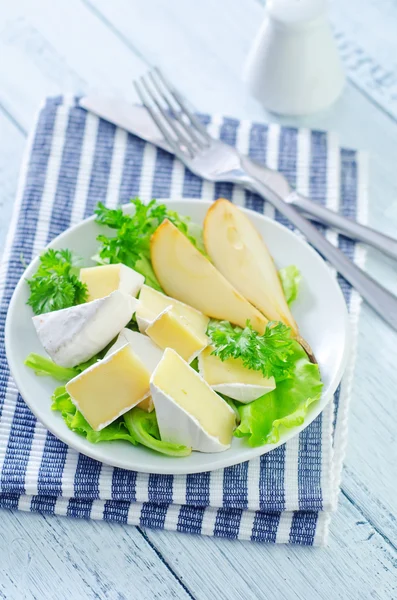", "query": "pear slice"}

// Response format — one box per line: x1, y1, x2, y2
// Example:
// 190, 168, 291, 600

150, 219, 268, 333
203, 198, 298, 337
